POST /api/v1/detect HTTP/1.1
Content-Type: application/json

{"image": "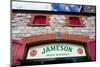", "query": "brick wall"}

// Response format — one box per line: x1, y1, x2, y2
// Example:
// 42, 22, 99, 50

11, 13, 95, 40
22, 34, 89, 44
